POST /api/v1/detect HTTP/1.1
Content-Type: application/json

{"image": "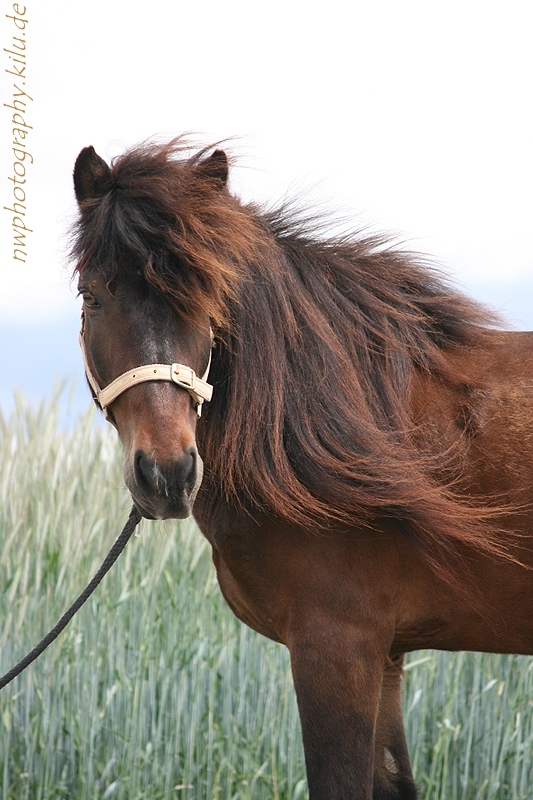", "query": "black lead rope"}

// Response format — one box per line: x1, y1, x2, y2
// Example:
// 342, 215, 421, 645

0, 505, 142, 691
